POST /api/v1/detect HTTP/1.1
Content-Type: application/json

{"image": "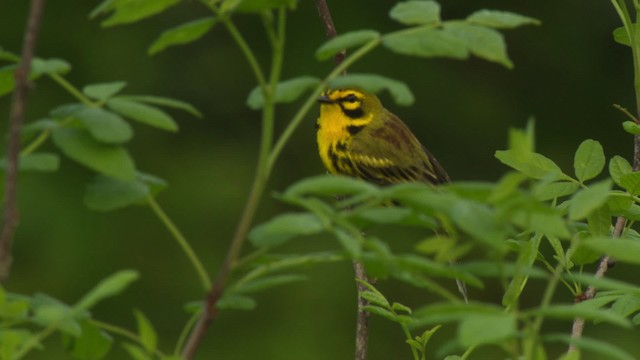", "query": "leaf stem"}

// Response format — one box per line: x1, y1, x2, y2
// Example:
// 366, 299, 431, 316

48, 72, 94, 106
12, 322, 58, 360
399, 321, 420, 360
181, 8, 289, 359
523, 259, 565, 359
221, 17, 268, 92
19, 130, 49, 156
174, 310, 202, 356
90, 319, 168, 358
147, 197, 212, 291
